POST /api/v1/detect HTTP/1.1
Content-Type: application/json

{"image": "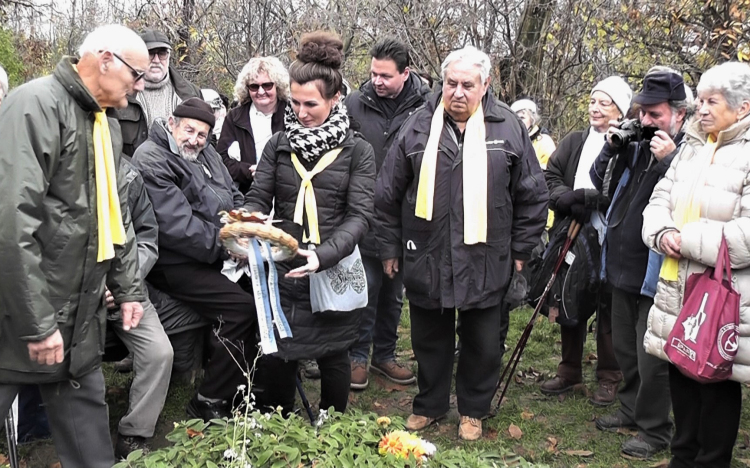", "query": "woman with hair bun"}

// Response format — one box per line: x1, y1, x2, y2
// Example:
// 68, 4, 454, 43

244, 31, 375, 414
